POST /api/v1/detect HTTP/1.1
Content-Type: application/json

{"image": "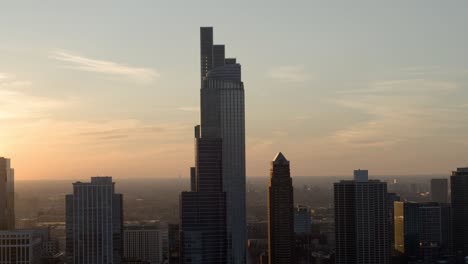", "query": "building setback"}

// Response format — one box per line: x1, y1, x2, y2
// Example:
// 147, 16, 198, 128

268, 152, 294, 264
66, 176, 123, 264
334, 170, 390, 264
0, 157, 14, 230
179, 136, 227, 263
